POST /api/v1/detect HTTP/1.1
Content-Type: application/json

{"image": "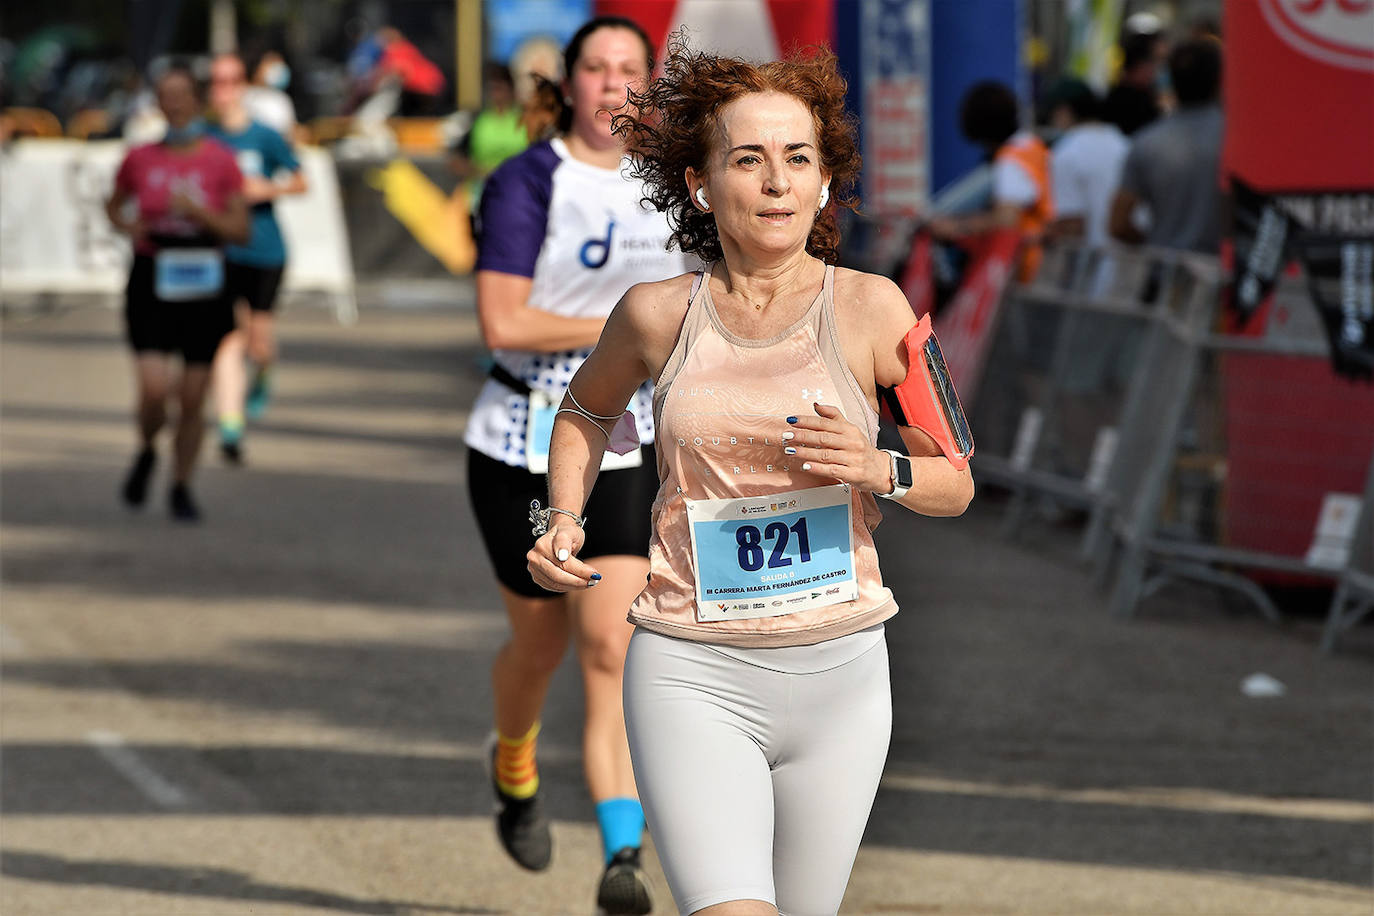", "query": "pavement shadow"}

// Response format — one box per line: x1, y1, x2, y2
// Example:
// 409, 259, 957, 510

0, 638, 568, 753
3, 623, 1372, 887
281, 337, 484, 380
0, 849, 497, 914
1, 463, 485, 612
2, 399, 467, 452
